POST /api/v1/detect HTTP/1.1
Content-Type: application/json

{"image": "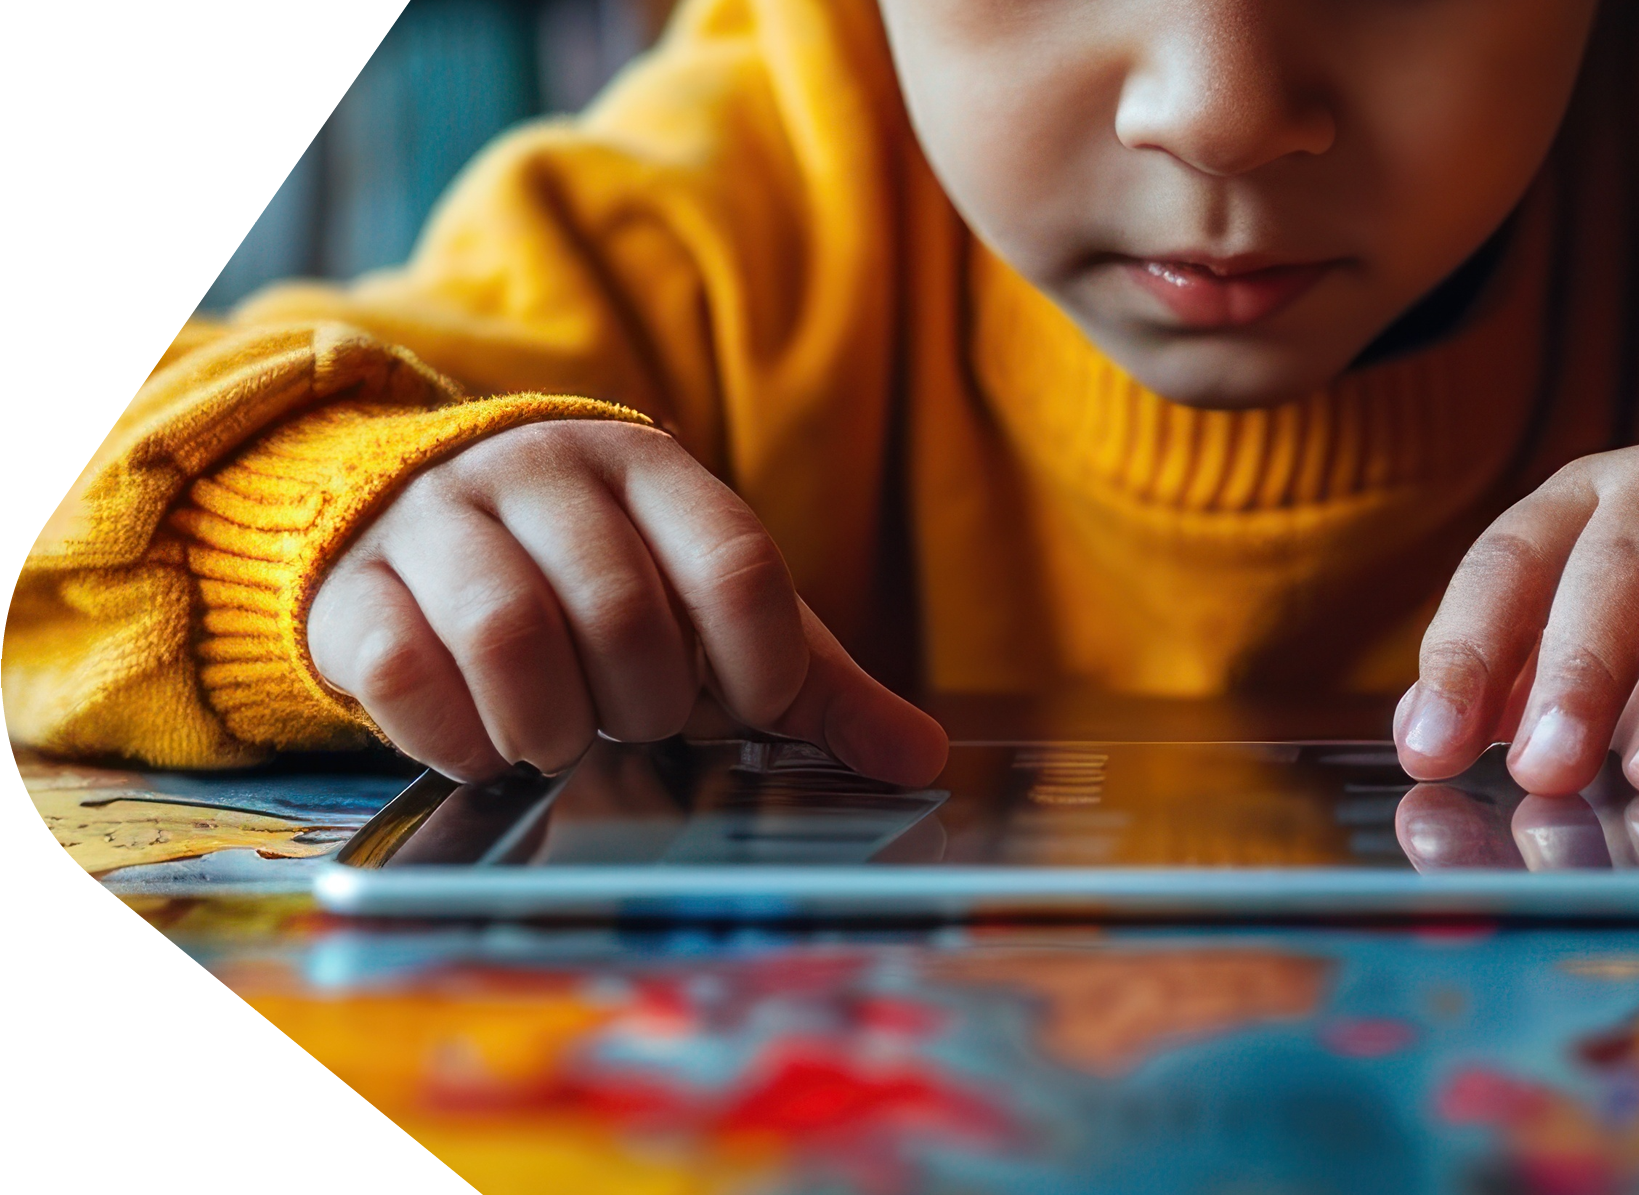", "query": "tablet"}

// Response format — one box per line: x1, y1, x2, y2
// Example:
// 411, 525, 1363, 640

313, 738, 1639, 920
